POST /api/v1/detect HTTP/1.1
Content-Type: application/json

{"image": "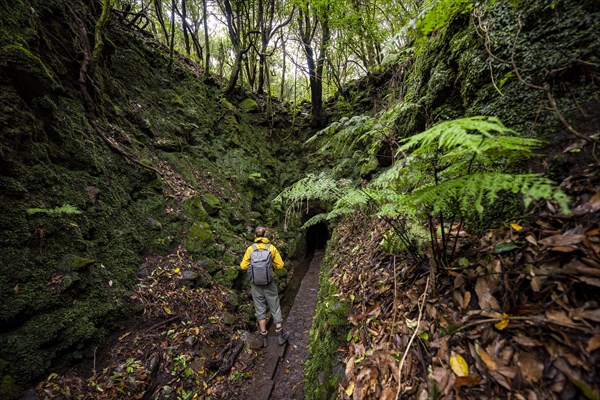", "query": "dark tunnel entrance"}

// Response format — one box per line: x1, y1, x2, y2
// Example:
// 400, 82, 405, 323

305, 221, 330, 253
